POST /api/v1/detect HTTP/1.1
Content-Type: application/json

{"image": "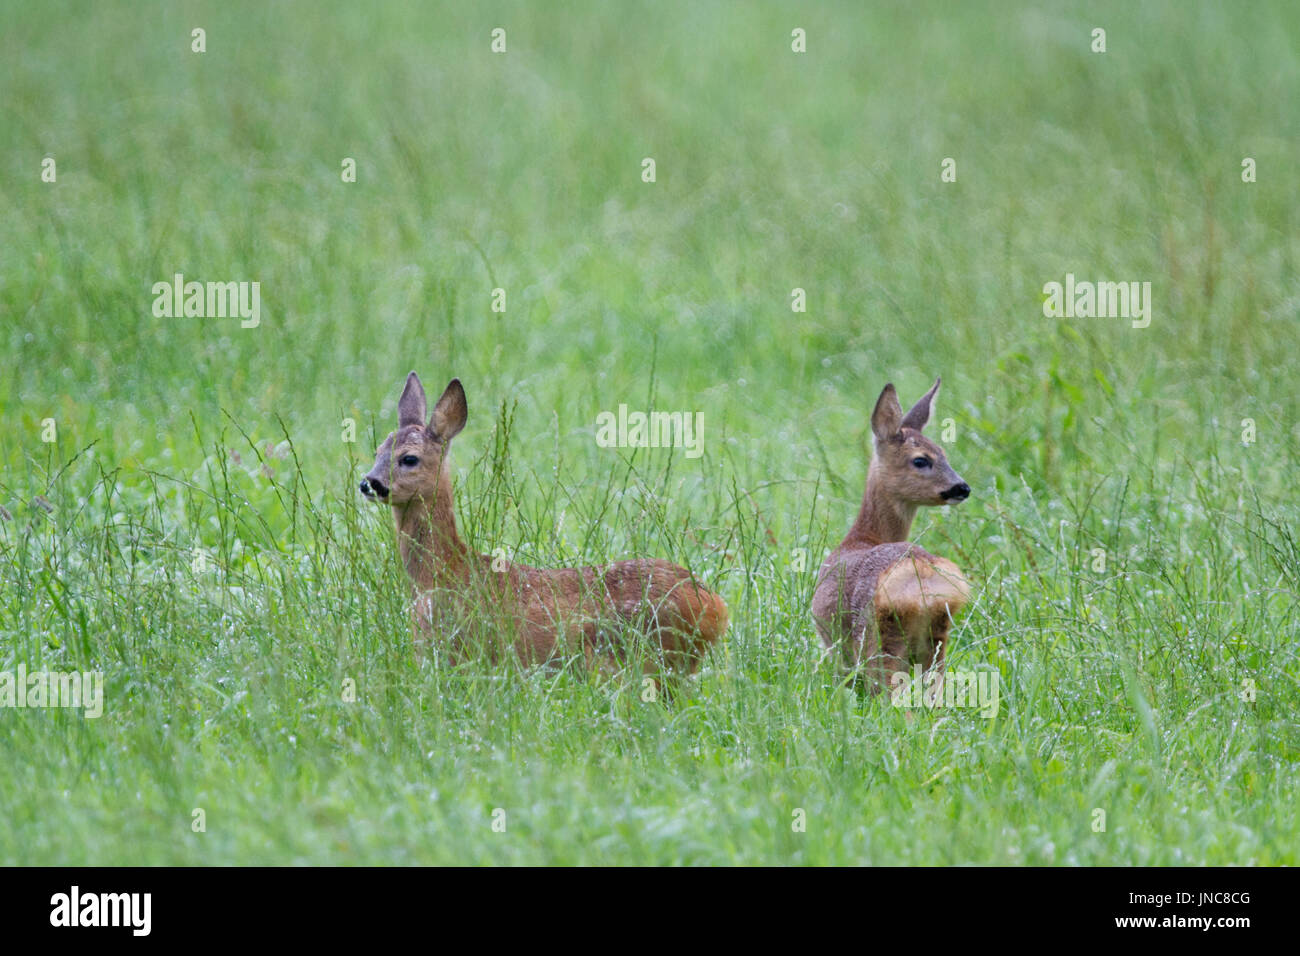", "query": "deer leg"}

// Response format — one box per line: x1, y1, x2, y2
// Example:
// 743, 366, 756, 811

858, 614, 912, 703
411, 593, 436, 665
838, 619, 871, 691
923, 620, 950, 705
